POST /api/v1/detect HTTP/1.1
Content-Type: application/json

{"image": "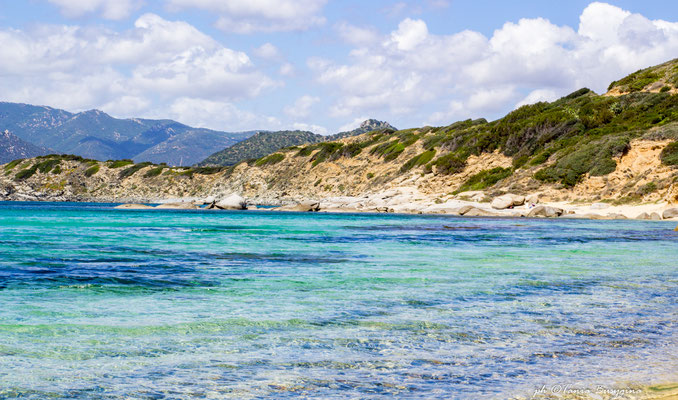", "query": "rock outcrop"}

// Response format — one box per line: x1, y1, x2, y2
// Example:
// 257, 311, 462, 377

527, 206, 564, 218
214, 194, 248, 210
663, 208, 678, 219
491, 194, 525, 210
